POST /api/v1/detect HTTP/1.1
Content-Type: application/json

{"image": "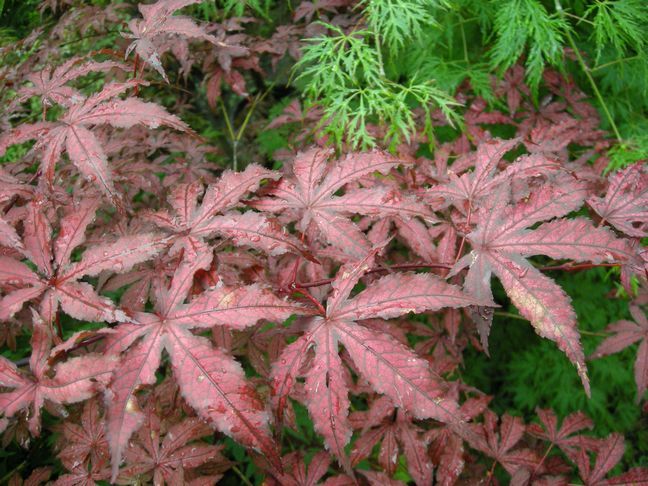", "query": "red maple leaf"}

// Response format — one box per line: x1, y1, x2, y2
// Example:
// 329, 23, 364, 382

527, 408, 595, 456
464, 410, 539, 478
570, 434, 625, 486
103, 255, 315, 480
588, 163, 648, 238
427, 393, 491, 486
6, 467, 52, 486
0, 196, 166, 323
264, 451, 332, 486
452, 175, 639, 395
125, 0, 242, 81
423, 138, 562, 215
55, 456, 111, 486
145, 164, 312, 266
591, 304, 648, 403
15, 57, 127, 108
252, 147, 433, 259
118, 410, 227, 485
0, 310, 116, 436
350, 396, 434, 485
271, 246, 483, 469
57, 399, 110, 469
0, 81, 189, 207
